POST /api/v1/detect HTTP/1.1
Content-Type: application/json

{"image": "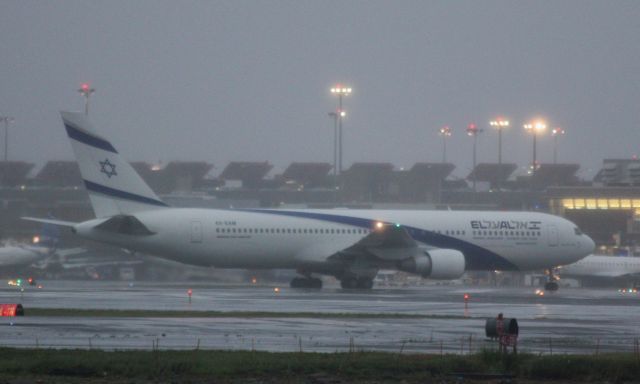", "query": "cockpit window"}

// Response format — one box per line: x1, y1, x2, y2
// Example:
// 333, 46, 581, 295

574, 227, 583, 236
